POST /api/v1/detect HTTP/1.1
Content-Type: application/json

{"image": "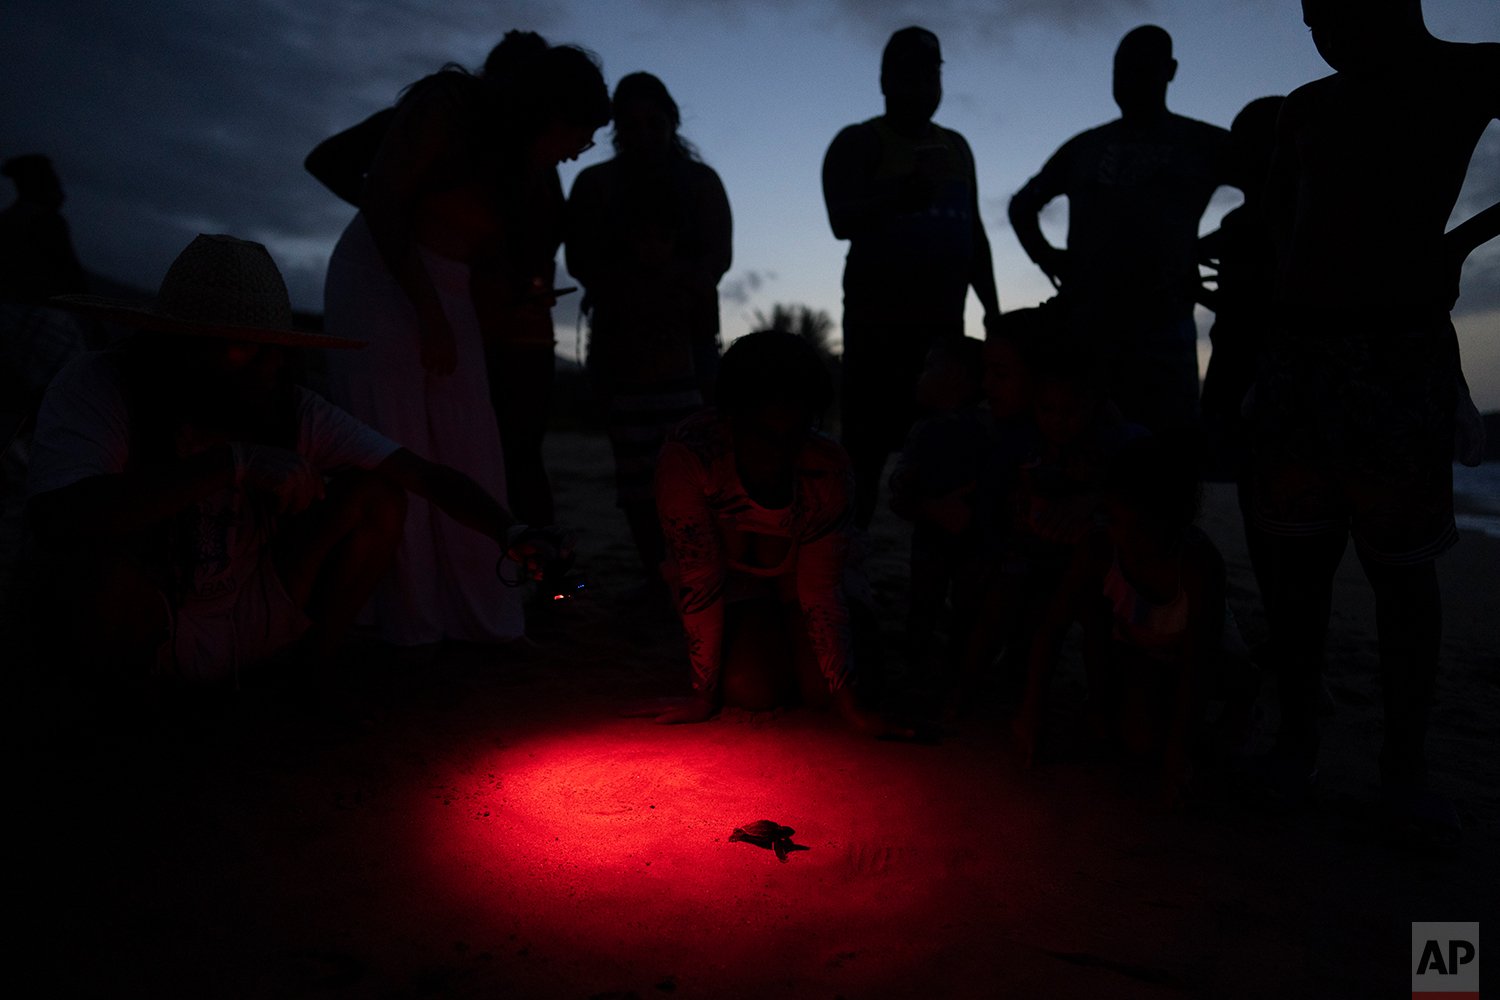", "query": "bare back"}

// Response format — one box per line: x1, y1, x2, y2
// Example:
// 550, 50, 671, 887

1273, 40, 1500, 313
